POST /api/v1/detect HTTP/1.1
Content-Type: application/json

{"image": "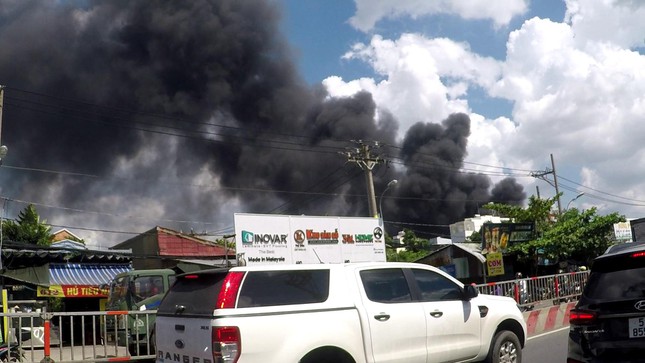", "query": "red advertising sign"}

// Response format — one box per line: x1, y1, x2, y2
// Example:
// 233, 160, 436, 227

37, 285, 109, 298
